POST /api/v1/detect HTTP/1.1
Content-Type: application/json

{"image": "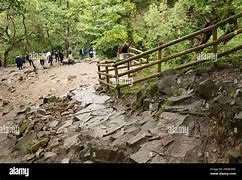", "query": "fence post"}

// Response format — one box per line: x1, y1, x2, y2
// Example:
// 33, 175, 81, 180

212, 28, 218, 67
114, 65, 121, 96
105, 61, 110, 89
97, 61, 102, 84
157, 49, 162, 73
127, 48, 131, 77
127, 60, 130, 77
